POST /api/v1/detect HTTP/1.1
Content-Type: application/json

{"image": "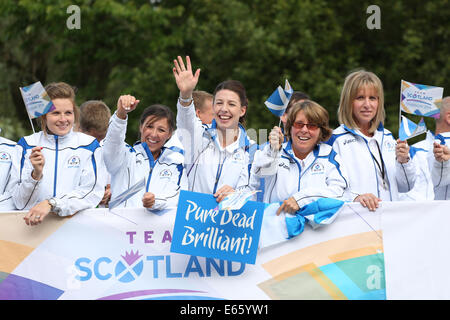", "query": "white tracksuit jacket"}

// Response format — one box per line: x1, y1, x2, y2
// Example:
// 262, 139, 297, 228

413, 131, 450, 200
327, 124, 434, 201
12, 130, 106, 216
103, 112, 187, 209
251, 141, 349, 207
0, 135, 19, 210
176, 101, 257, 194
